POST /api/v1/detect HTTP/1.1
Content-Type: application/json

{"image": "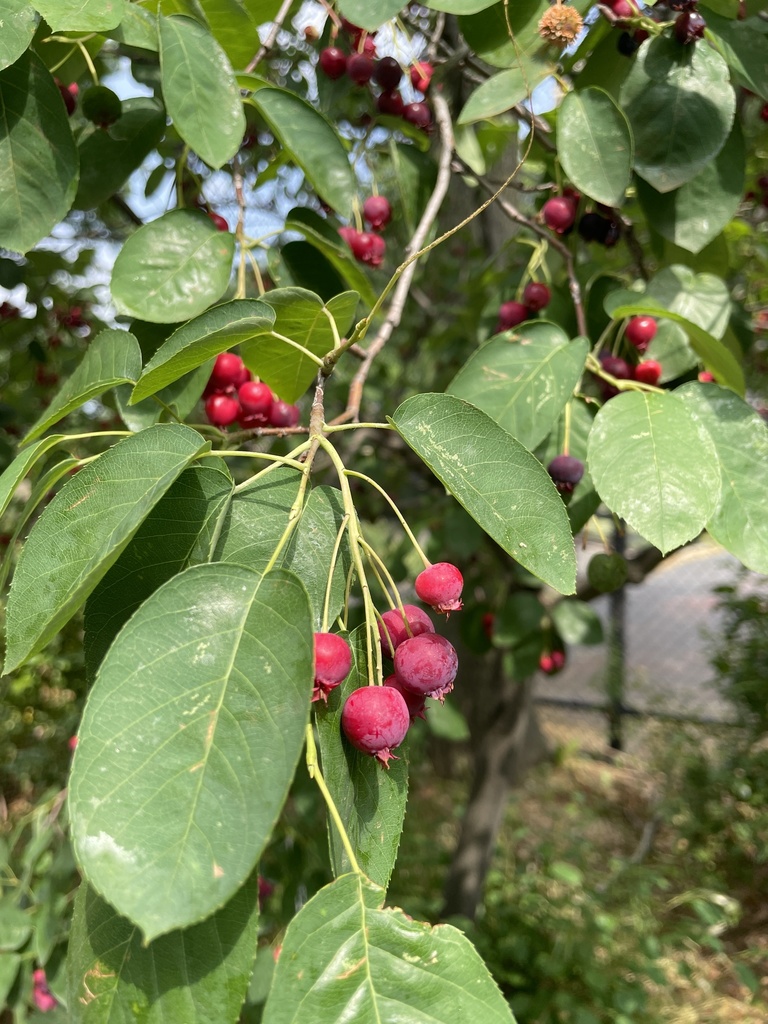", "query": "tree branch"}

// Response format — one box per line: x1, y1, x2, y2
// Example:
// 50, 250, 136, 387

244, 0, 296, 73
